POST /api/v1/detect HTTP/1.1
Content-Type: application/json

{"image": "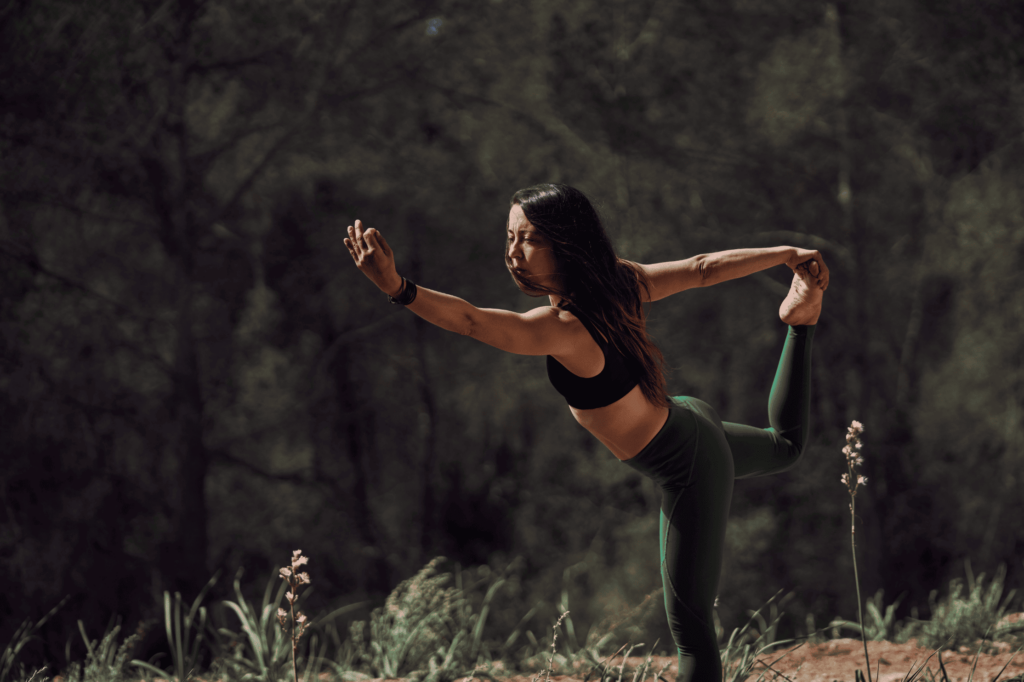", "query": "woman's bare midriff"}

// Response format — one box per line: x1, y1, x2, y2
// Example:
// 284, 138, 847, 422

550, 308, 671, 461
570, 384, 670, 461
